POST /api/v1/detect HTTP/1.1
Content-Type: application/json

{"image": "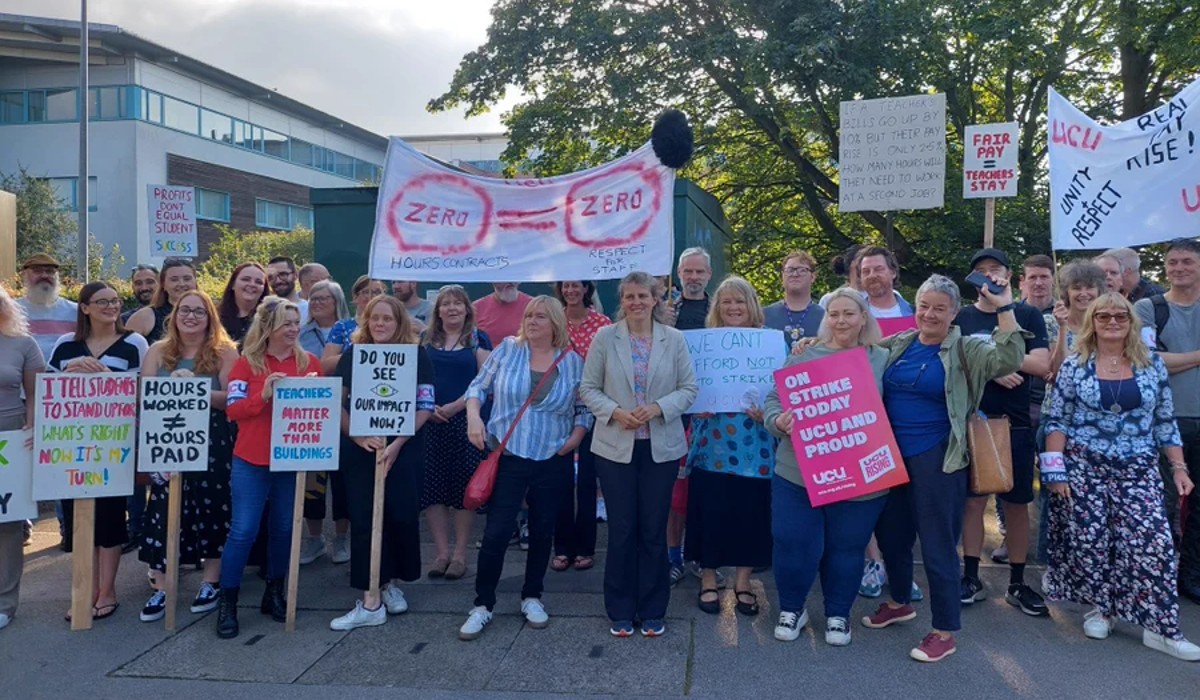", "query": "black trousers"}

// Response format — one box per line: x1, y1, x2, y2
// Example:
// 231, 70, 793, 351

342, 440, 422, 591
1170, 418, 1200, 585
595, 440, 678, 622
554, 430, 598, 559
